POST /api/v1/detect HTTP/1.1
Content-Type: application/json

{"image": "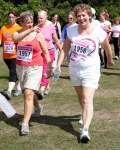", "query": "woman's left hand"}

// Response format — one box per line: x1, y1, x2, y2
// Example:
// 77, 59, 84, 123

107, 59, 114, 66
47, 63, 52, 78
